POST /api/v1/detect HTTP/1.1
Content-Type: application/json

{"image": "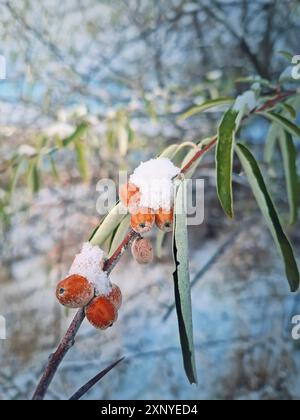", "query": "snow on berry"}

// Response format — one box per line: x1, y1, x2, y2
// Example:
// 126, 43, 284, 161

68, 242, 111, 296
129, 158, 180, 211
